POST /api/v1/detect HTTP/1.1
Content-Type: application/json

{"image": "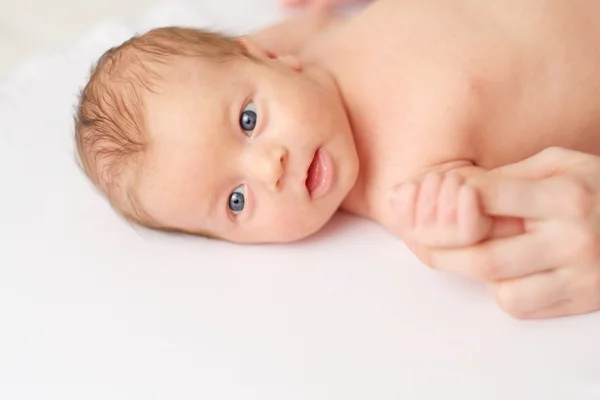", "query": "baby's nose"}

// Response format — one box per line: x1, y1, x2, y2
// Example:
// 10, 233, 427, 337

245, 145, 287, 191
